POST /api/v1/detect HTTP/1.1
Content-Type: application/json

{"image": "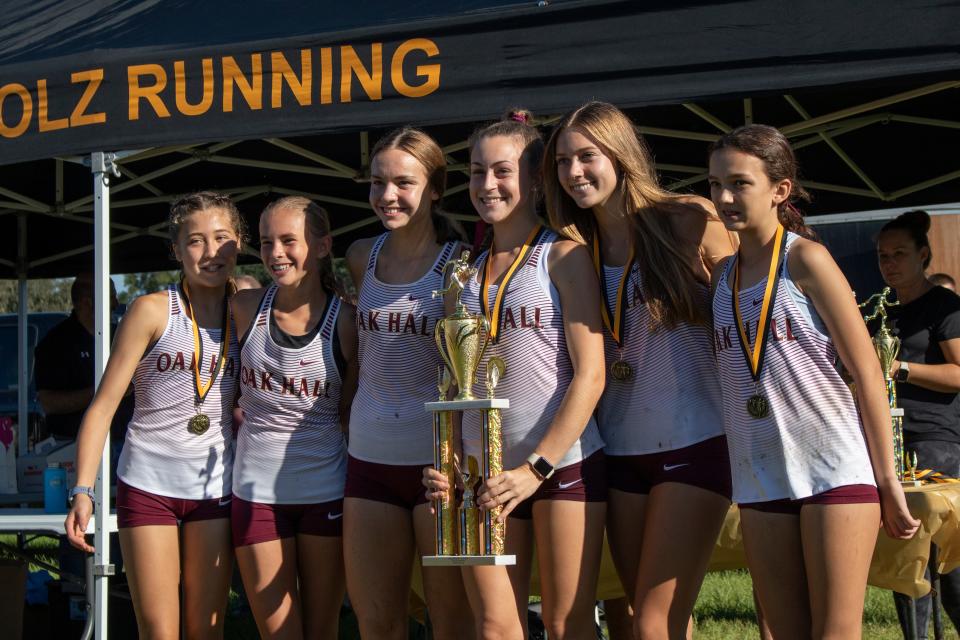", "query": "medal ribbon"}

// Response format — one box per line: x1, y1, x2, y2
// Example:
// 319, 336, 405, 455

732, 225, 786, 382
592, 234, 634, 348
182, 282, 231, 406
480, 224, 543, 343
